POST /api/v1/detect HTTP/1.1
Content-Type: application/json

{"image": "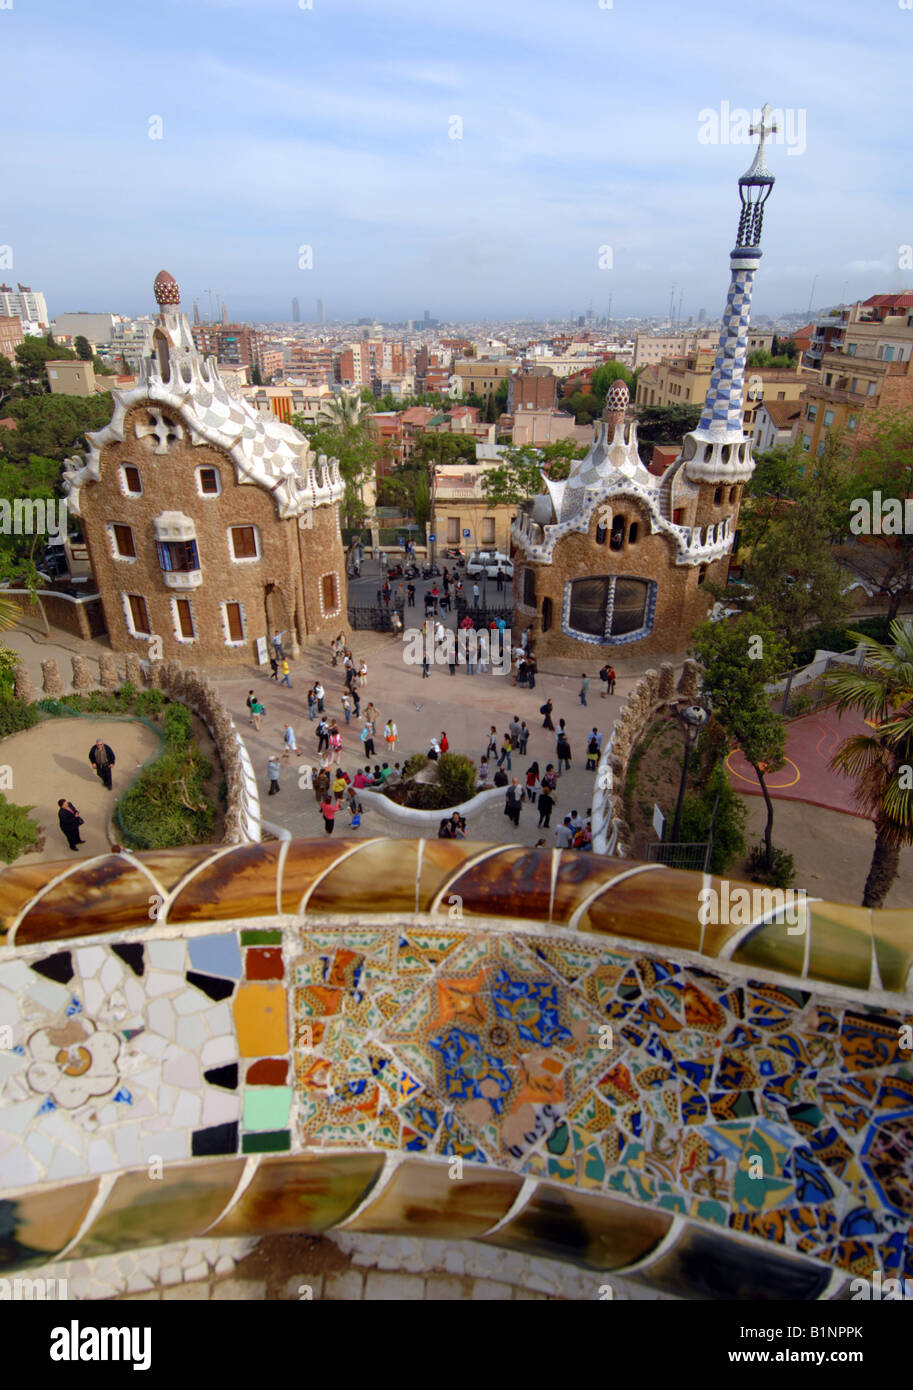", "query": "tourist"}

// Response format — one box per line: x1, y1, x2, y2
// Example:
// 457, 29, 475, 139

486, 726, 498, 760
537, 786, 555, 828
599, 664, 610, 699
379, 762, 393, 782
320, 795, 337, 835
365, 702, 378, 726
586, 729, 601, 771
314, 766, 331, 805
493, 767, 508, 788
332, 769, 348, 802
341, 692, 351, 724
359, 660, 368, 687
280, 657, 292, 687
361, 719, 376, 758
272, 630, 286, 661
422, 649, 430, 678
307, 688, 317, 720
314, 680, 325, 713
497, 734, 512, 772
495, 566, 505, 592
504, 777, 523, 827
316, 717, 330, 754
250, 697, 265, 731
478, 756, 489, 786
518, 721, 529, 755
267, 755, 281, 796
89, 738, 116, 790
353, 766, 374, 789
438, 817, 453, 839
428, 736, 441, 760
569, 809, 583, 833
535, 839, 547, 849
525, 761, 540, 802
449, 812, 466, 839
283, 724, 300, 760
607, 666, 616, 695
352, 687, 361, 718
328, 720, 342, 765
540, 698, 554, 731
472, 581, 480, 607
57, 798, 85, 851
384, 718, 398, 753
556, 730, 572, 775
407, 582, 416, 606
526, 653, 537, 690
515, 655, 527, 687
391, 610, 403, 635
579, 674, 589, 706
269, 655, 279, 681
440, 731, 449, 754
246, 690, 256, 722
555, 817, 573, 848
542, 763, 558, 793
